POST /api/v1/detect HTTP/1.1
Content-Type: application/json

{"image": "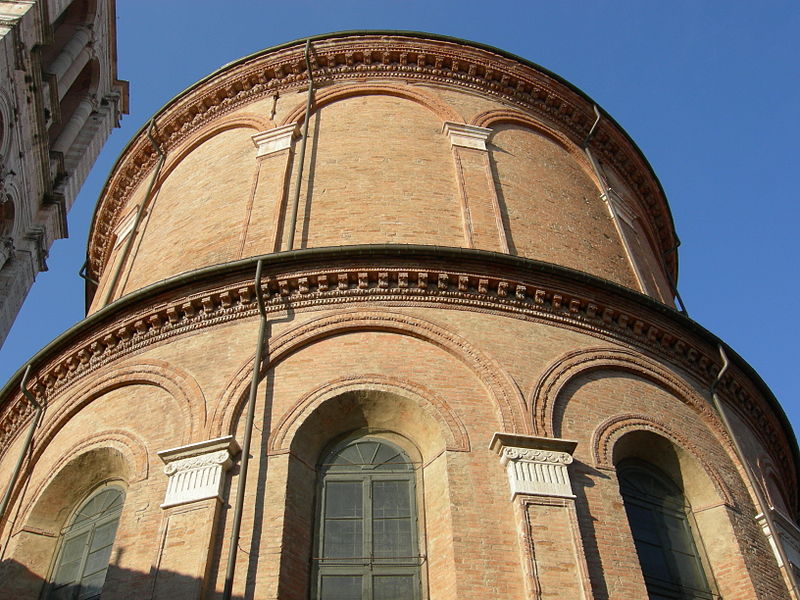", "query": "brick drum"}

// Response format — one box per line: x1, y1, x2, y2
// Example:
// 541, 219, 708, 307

0, 32, 797, 599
